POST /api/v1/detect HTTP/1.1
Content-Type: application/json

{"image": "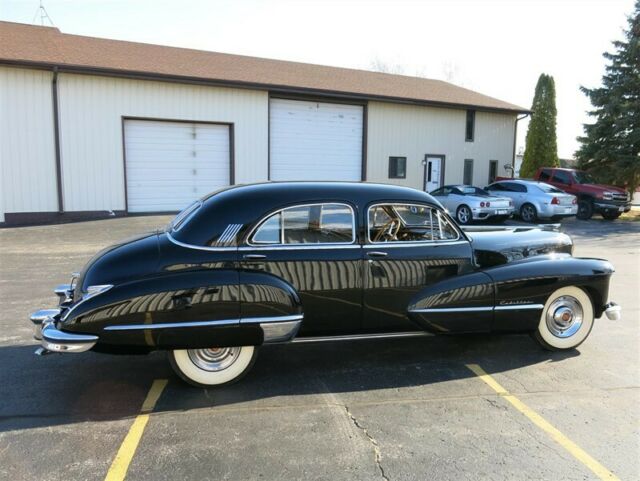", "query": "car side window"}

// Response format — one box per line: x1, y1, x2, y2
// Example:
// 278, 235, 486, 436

487, 183, 503, 191
552, 170, 572, 185
539, 169, 552, 181
251, 203, 355, 245
368, 204, 459, 243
